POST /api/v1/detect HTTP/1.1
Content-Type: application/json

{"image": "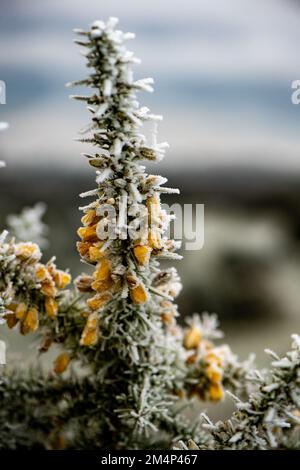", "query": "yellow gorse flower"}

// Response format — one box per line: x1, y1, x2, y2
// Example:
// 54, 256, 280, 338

91, 259, 113, 293
93, 259, 111, 282
130, 282, 149, 304
15, 302, 27, 320
45, 297, 58, 318
77, 241, 92, 258
184, 326, 202, 350
80, 312, 99, 346
206, 363, 222, 384
208, 382, 224, 402
15, 242, 41, 264
87, 293, 110, 311
53, 270, 71, 289
183, 323, 226, 402
89, 243, 106, 262
37, 263, 71, 319
21, 307, 39, 335
53, 352, 70, 374
133, 244, 152, 266
147, 194, 163, 250
77, 224, 98, 243
81, 209, 99, 226
204, 348, 226, 402
35, 264, 48, 282
5, 314, 18, 329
